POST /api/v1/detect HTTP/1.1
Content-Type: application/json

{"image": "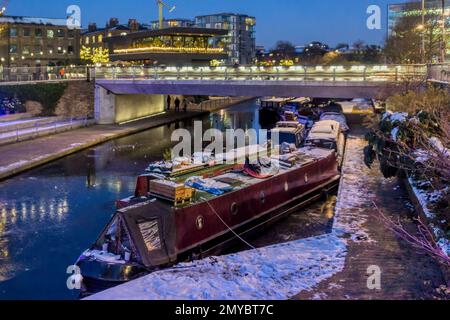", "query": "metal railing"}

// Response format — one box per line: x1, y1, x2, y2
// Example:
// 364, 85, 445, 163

0, 66, 88, 83
0, 116, 94, 145
428, 64, 450, 83
191, 97, 248, 111
94, 64, 427, 83
1, 64, 449, 84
